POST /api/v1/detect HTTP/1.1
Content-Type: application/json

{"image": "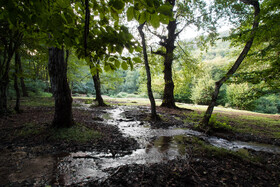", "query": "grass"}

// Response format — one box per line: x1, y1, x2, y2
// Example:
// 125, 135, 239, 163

15, 122, 102, 143
16, 122, 45, 137
10, 95, 280, 140
106, 97, 280, 139
49, 123, 102, 143
19, 97, 54, 107
188, 136, 258, 162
